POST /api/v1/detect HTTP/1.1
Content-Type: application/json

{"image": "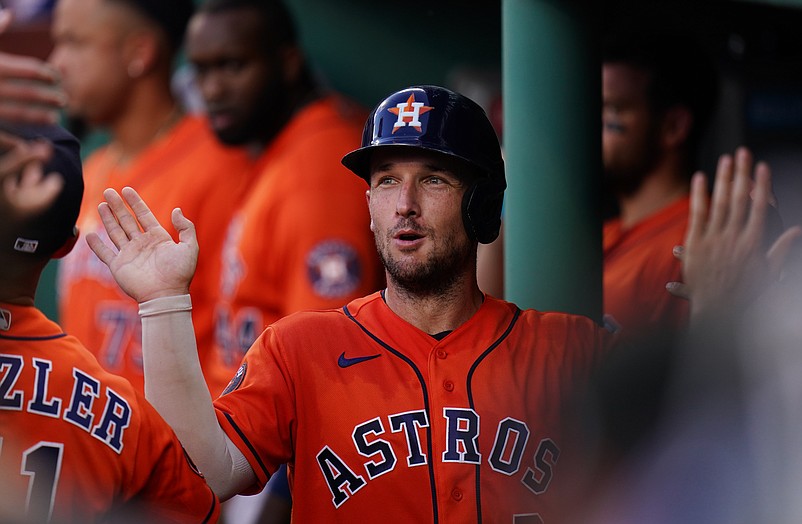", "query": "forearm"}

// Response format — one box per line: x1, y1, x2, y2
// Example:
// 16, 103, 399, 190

139, 295, 256, 499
